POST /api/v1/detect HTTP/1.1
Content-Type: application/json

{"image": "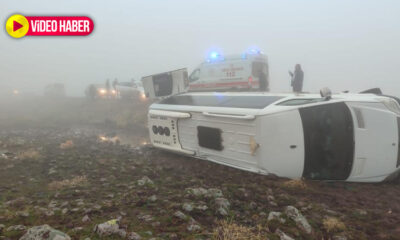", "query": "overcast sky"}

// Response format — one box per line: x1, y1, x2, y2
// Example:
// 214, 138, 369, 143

1, 0, 400, 96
